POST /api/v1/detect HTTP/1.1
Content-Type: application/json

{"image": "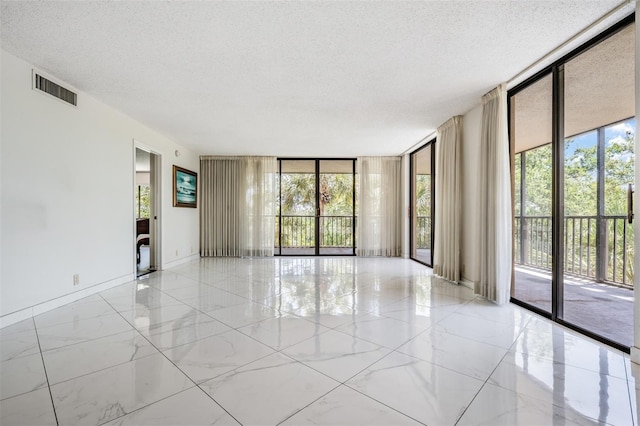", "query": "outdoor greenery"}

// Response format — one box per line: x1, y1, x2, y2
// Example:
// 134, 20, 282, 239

136, 185, 151, 219
515, 119, 635, 286
415, 175, 431, 249
277, 173, 354, 248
